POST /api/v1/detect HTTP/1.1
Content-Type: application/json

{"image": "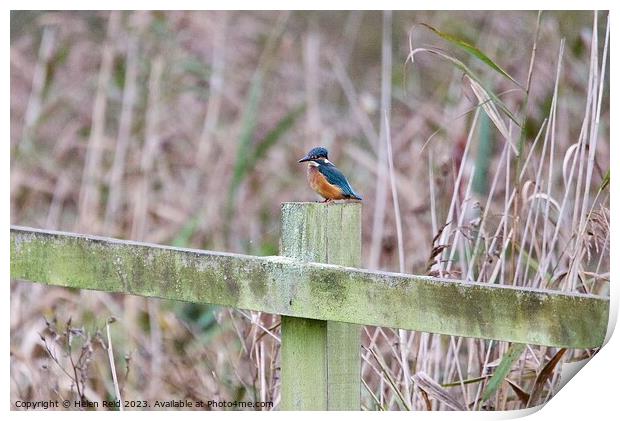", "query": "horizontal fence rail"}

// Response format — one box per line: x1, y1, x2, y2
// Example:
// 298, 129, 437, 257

10, 225, 609, 349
